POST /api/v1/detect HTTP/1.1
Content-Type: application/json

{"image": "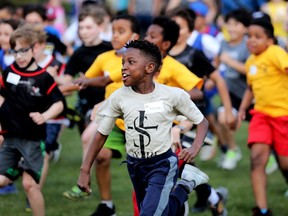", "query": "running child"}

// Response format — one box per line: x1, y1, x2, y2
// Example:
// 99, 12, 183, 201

0, 24, 64, 216
77, 39, 209, 215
